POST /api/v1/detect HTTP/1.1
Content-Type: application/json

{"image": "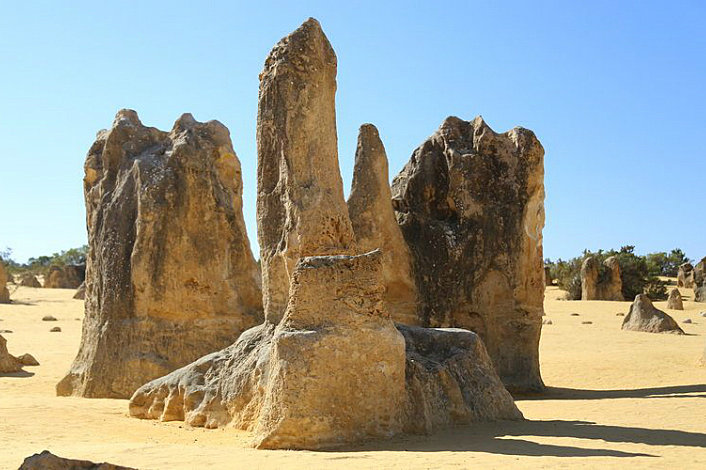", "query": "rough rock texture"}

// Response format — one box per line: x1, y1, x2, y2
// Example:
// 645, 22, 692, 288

18, 450, 135, 470
694, 258, 706, 303
256, 18, 355, 324
0, 334, 22, 373
544, 266, 552, 286
678, 262, 694, 288
73, 281, 86, 300
667, 289, 684, 310
347, 124, 418, 325
17, 353, 39, 366
0, 262, 9, 303
131, 251, 407, 449
19, 273, 41, 288
581, 256, 623, 301
57, 110, 263, 399
621, 294, 685, 334
390, 115, 545, 392
130, 251, 521, 448
44, 265, 85, 289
